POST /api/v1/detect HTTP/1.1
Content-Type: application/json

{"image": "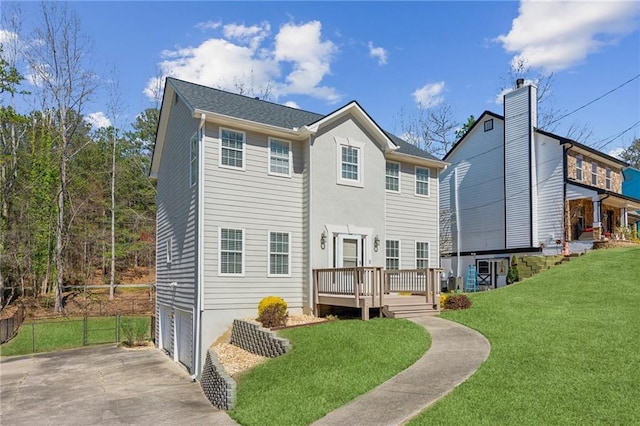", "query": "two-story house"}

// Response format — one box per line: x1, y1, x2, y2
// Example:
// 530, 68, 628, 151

440, 79, 640, 289
150, 78, 448, 376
